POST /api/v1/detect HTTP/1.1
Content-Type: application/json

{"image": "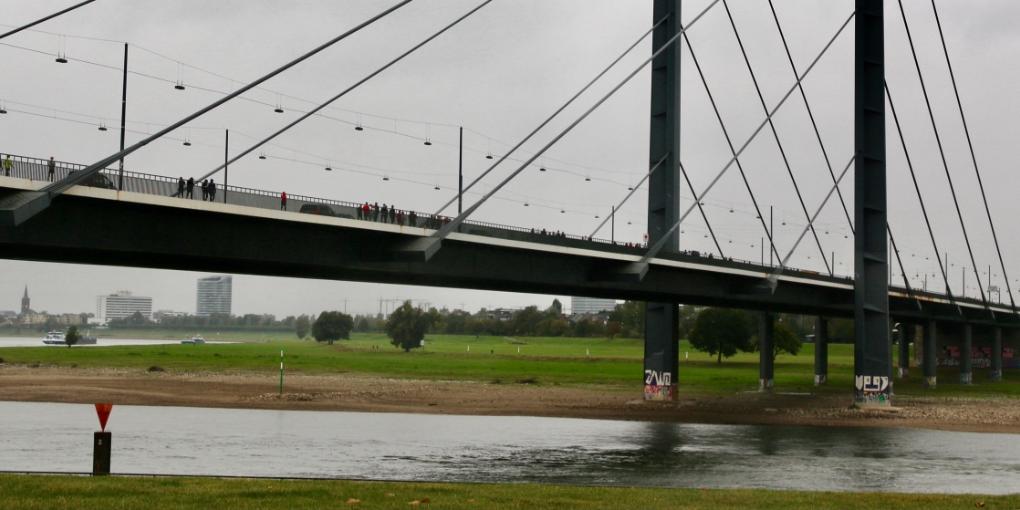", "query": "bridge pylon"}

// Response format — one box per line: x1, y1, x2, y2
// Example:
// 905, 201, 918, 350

642, 0, 683, 401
